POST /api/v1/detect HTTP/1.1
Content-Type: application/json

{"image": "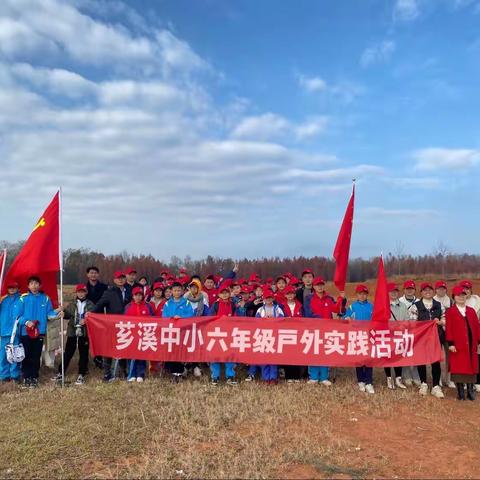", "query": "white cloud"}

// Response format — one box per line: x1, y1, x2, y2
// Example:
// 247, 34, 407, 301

359, 207, 440, 220
295, 116, 329, 140
230, 113, 291, 141
412, 148, 480, 170
393, 0, 420, 21
296, 74, 327, 93
360, 40, 396, 67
